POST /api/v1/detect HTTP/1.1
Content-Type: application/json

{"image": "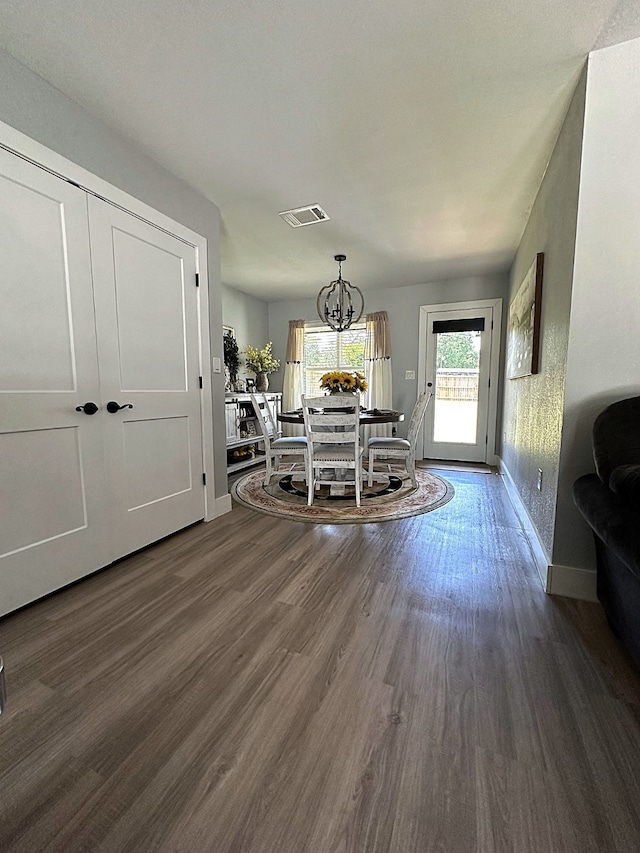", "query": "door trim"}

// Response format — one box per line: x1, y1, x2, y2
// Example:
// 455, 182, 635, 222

417, 299, 502, 464
0, 119, 217, 520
